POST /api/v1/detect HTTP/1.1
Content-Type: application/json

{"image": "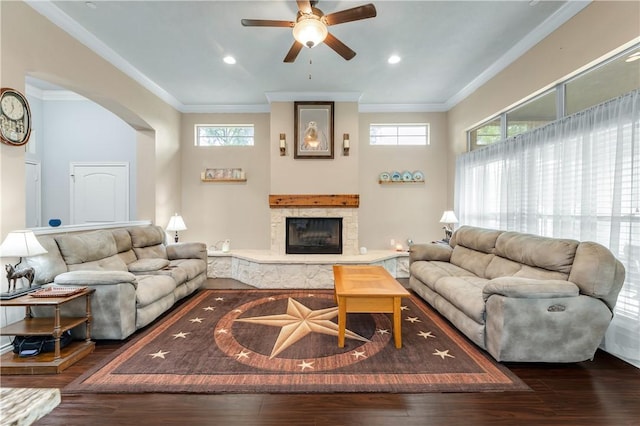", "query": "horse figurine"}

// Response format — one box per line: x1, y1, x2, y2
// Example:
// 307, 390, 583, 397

5, 264, 35, 293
